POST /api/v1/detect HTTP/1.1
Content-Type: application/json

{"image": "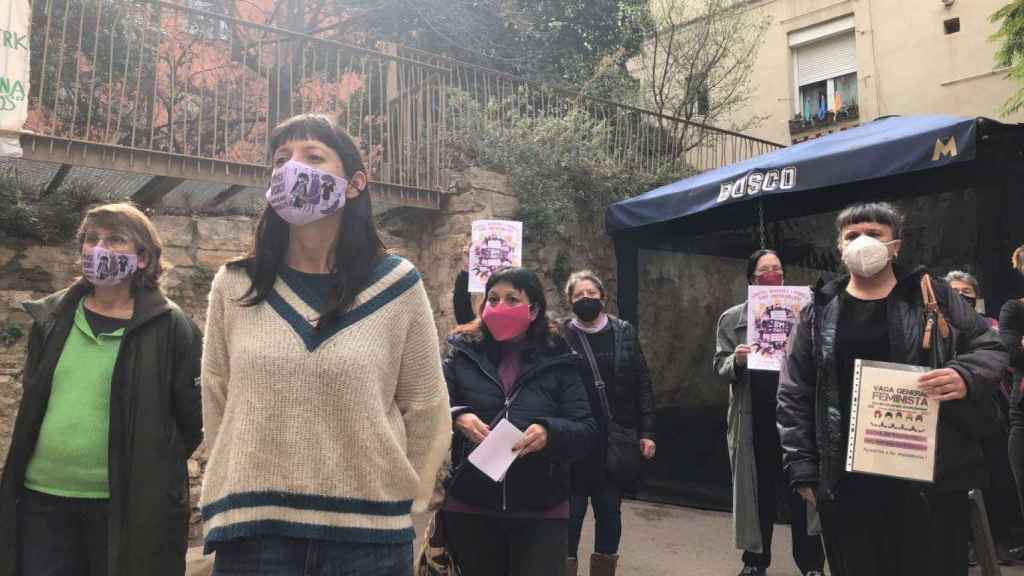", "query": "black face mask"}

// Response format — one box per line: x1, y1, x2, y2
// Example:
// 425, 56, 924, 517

962, 295, 977, 309
572, 298, 604, 322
